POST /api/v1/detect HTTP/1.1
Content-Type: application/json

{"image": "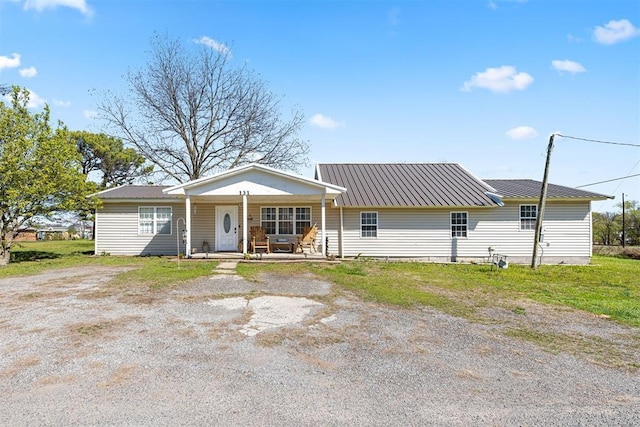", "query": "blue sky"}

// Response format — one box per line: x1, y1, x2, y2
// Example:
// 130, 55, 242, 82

1, 0, 639, 212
